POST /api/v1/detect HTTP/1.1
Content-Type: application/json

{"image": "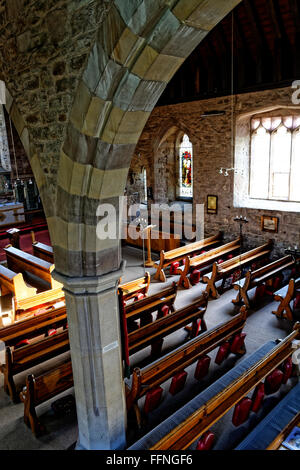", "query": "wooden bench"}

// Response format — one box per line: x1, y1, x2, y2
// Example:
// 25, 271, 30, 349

202, 241, 273, 299
32, 241, 54, 264
1, 329, 70, 402
147, 323, 300, 450
154, 232, 223, 282
128, 293, 209, 358
118, 272, 150, 303
120, 283, 178, 374
232, 255, 296, 309
126, 308, 248, 427
0, 304, 67, 348
272, 277, 300, 321
20, 359, 73, 436
178, 237, 241, 289
4, 245, 62, 290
